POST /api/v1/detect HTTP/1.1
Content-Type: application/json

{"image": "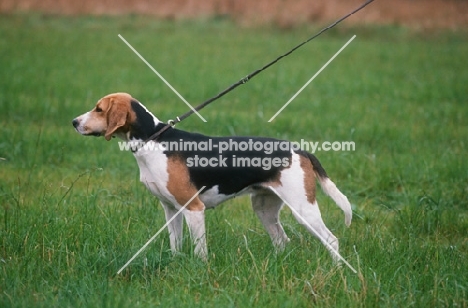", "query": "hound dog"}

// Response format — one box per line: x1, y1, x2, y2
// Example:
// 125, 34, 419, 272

72, 93, 352, 261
